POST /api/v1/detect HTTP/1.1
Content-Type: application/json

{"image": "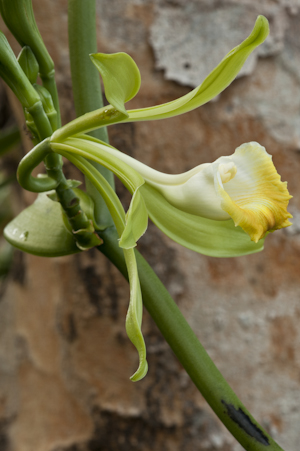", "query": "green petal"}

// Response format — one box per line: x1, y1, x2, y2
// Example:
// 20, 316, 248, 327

119, 187, 148, 249
124, 248, 148, 381
126, 16, 269, 122
140, 184, 264, 257
90, 52, 141, 116
4, 192, 80, 257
